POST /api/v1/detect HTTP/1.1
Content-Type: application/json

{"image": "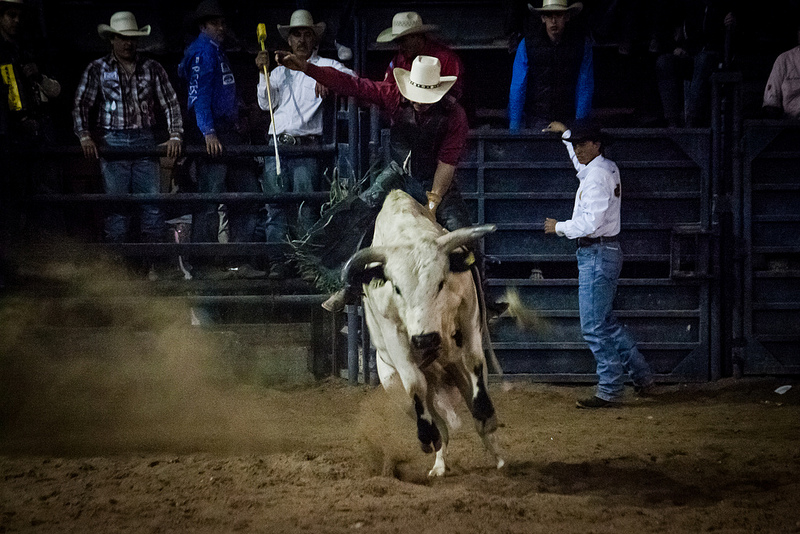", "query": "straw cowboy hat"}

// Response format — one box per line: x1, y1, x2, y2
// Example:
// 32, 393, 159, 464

376, 12, 438, 43
528, 0, 583, 14
97, 12, 151, 40
277, 9, 326, 40
393, 55, 457, 105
